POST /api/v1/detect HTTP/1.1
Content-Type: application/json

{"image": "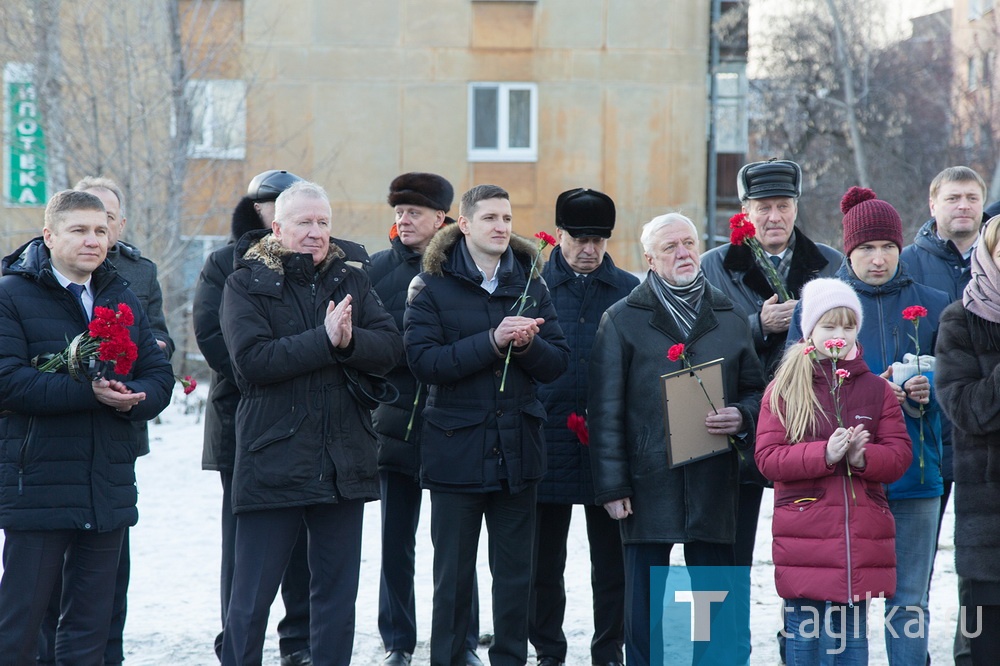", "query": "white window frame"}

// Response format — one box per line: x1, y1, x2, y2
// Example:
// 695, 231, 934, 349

969, 0, 995, 20
180, 234, 229, 294
468, 82, 538, 162
186, 79, 246, 160
713, 67, 749, 154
